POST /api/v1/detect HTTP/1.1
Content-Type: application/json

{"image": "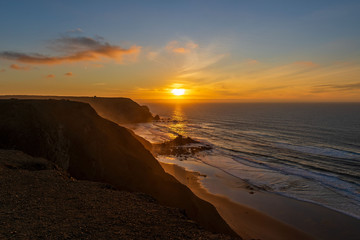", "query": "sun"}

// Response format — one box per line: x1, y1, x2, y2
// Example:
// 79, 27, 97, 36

171, 88, 185, 96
